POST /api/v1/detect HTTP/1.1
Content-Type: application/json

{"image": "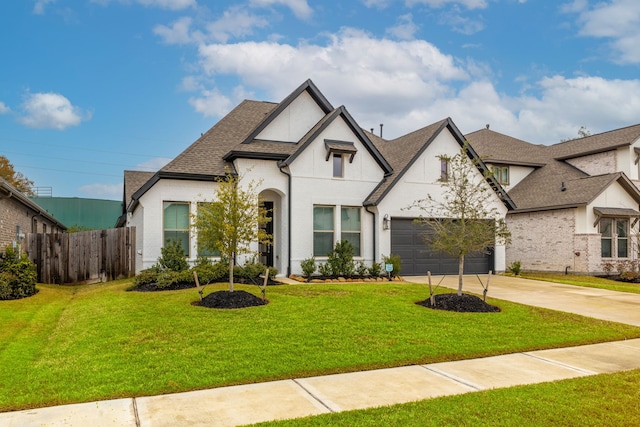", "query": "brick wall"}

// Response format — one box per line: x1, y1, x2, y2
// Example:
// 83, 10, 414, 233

0, 196, 64, 251
566, 151, 617, 176
506, 209, 579, 272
